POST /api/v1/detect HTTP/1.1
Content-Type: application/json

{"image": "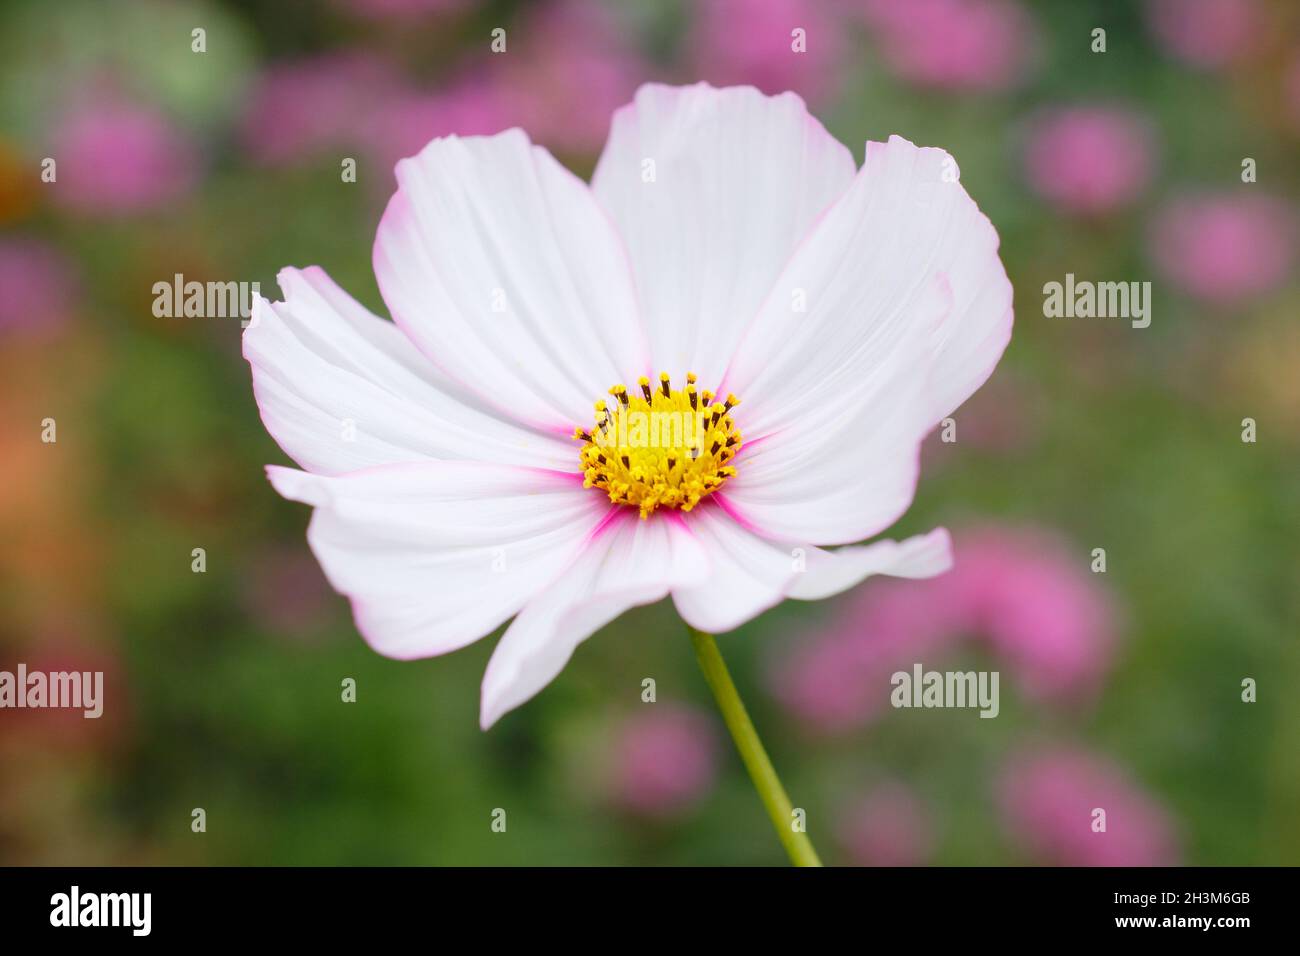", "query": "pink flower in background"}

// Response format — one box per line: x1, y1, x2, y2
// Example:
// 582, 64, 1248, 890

951, 528, 1117, 702
772, 526, 1116, 732
1024, 107, 1156, 216
364, 2, 646, 171
838, 781, 934, 866
1145, 0, 1260, 70
0, 238, 76, 336
50, 98, 198, 215
609, 705, 719, 819
497, 0, 650, 156
335, 0, 467, 19
857, 0, 1035, 93
771, 578, 965, 732
243, 55, 400, 166
1150, 195, 1295, 306
689, 0, 846, 105
999, 747, 1178, 865
363, 78, 515, 180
